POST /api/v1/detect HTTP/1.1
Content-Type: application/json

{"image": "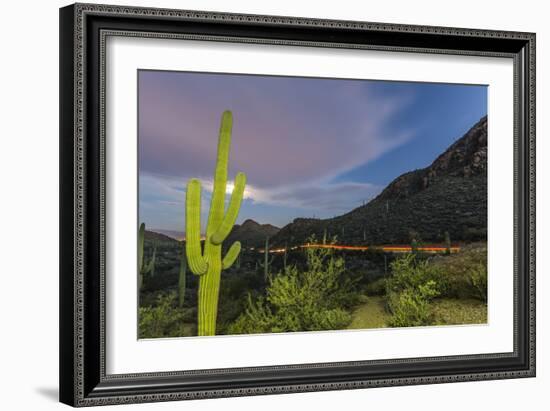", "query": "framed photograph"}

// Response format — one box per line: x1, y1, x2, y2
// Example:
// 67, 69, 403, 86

59, 3, 535, 407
